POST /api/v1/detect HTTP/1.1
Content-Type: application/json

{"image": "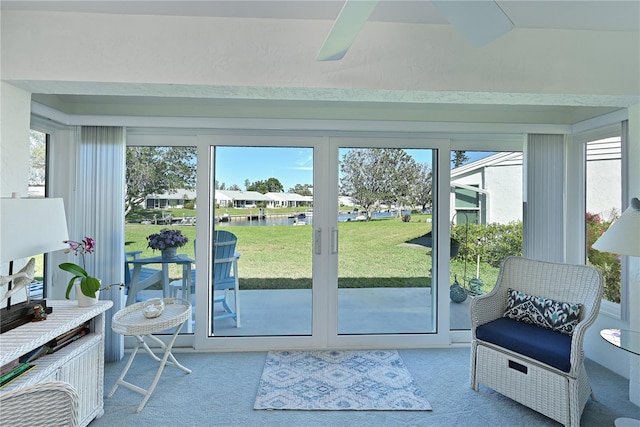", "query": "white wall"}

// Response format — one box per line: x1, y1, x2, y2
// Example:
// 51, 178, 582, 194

0, 83, 33, 304
485, 164, 522, 223
0, 82, 31, 198
586, 158, 622, 220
